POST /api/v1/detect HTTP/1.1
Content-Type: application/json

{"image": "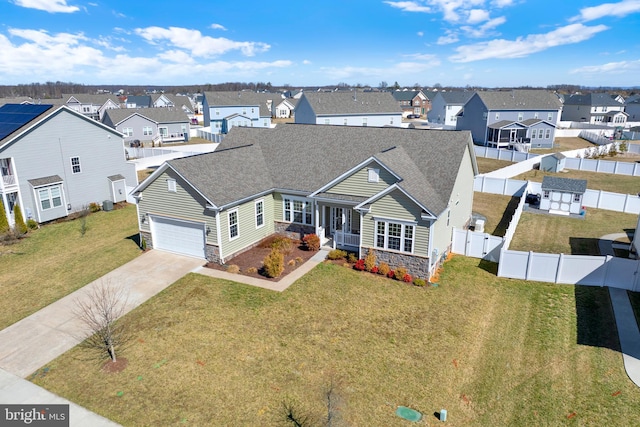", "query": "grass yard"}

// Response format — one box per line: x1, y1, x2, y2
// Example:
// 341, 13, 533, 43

0, 204, 141, 329
475, 156, 514, 174
472, 193, 519, 237
529, 137, 595, 155
32, 256, 640, 426
512, 168, 640, 195
509, 208, 637, 255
